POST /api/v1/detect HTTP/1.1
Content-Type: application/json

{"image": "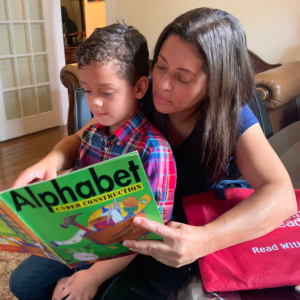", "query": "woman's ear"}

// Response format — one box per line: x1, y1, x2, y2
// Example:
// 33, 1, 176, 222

134, 76, 149, 100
